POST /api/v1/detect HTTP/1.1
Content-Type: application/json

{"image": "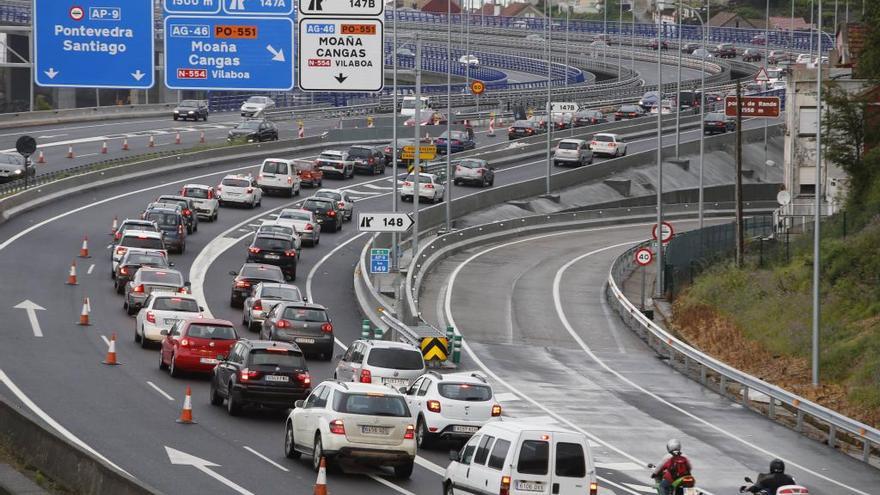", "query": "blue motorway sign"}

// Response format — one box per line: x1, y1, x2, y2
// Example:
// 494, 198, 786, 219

33, 0, 154, 88
165, 0, 293, 16
370, 248, 390, 274
164, 16, 294, 90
